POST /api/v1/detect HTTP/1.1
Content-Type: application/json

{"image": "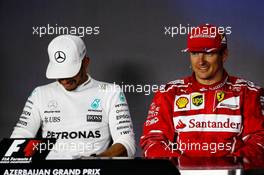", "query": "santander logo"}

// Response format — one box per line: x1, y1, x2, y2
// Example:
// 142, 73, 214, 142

175, 120, 187, 129
174, 114, 242, 132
